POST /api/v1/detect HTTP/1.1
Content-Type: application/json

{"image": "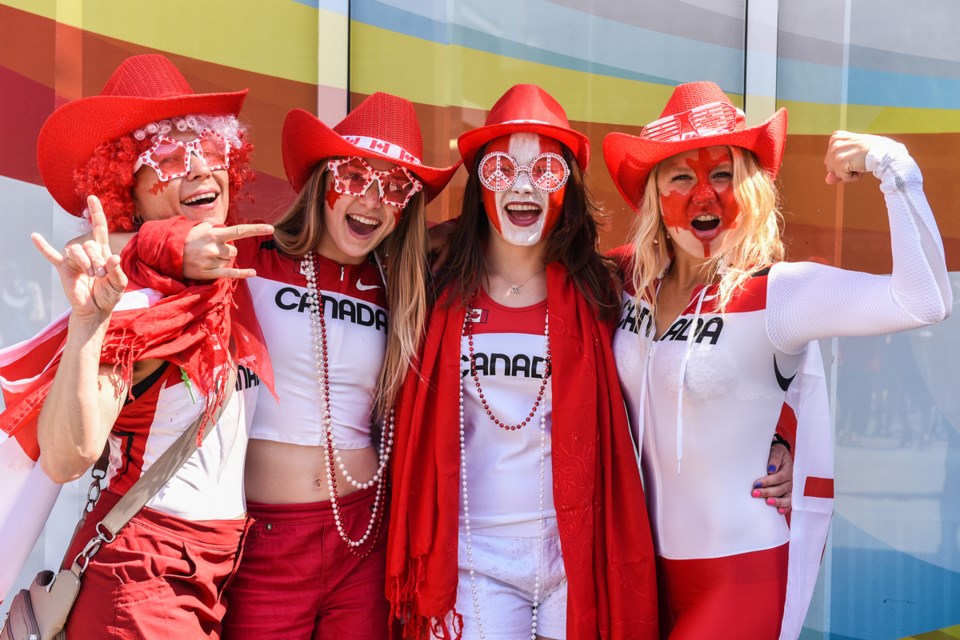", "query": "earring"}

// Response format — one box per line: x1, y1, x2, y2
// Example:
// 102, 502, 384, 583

132, 213, 144, 227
